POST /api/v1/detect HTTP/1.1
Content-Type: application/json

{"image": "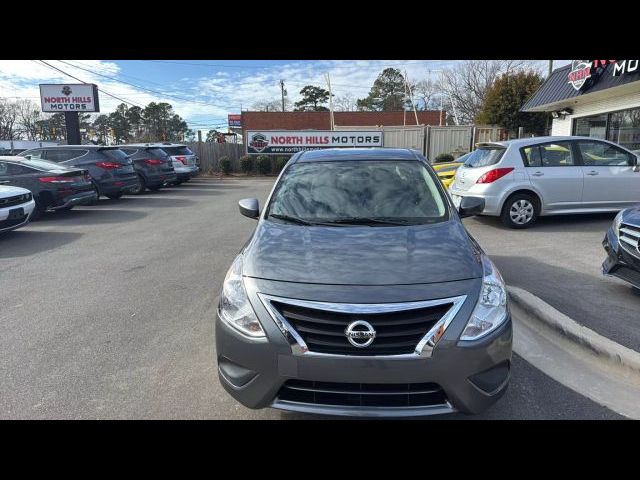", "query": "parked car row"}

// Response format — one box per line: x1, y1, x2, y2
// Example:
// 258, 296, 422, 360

0, 142, 199, 235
